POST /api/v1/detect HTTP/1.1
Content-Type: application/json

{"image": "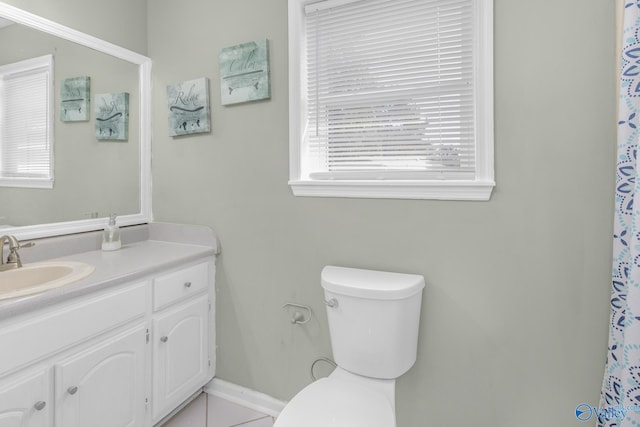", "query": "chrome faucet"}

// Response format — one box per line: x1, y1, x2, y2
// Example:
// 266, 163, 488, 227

0, 235, 35, 272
